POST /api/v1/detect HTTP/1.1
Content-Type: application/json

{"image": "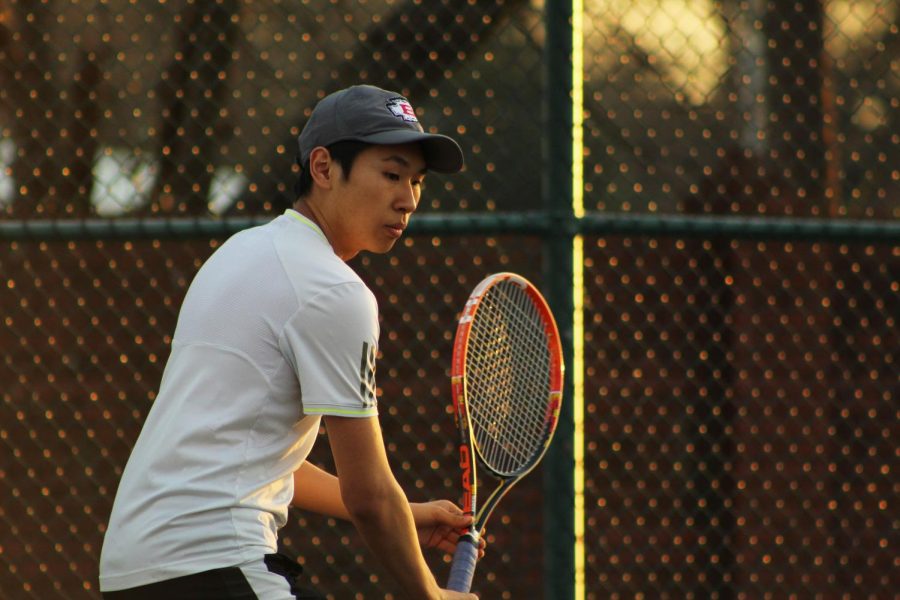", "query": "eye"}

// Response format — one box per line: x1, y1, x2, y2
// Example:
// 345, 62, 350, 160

384, 172, 400, 181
